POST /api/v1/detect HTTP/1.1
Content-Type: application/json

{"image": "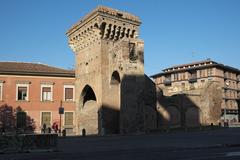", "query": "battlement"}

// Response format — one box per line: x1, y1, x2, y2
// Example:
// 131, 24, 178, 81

67, 6, 142, 52
67, 6, 141, 35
